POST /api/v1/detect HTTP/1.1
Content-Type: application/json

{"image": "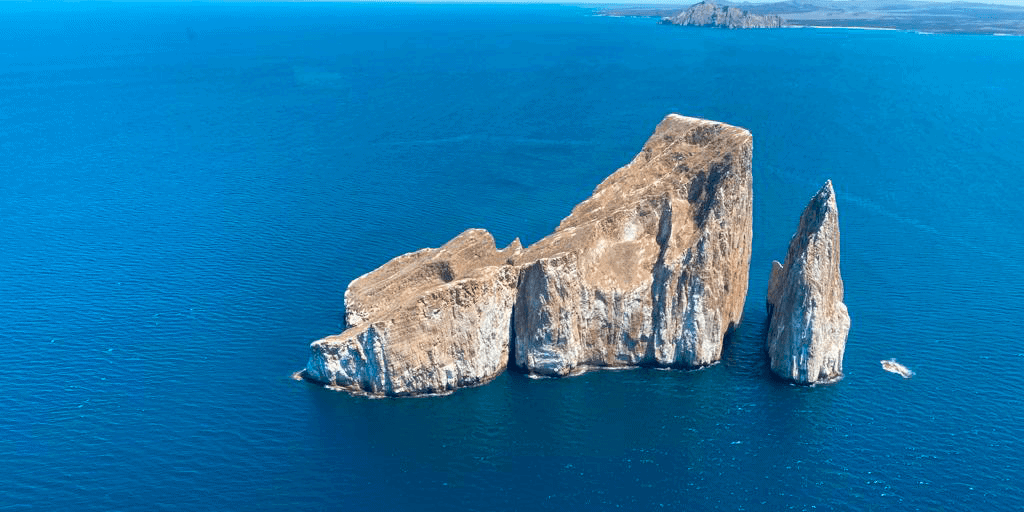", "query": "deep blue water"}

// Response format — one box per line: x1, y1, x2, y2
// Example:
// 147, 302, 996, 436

2, 2, 1023, 510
